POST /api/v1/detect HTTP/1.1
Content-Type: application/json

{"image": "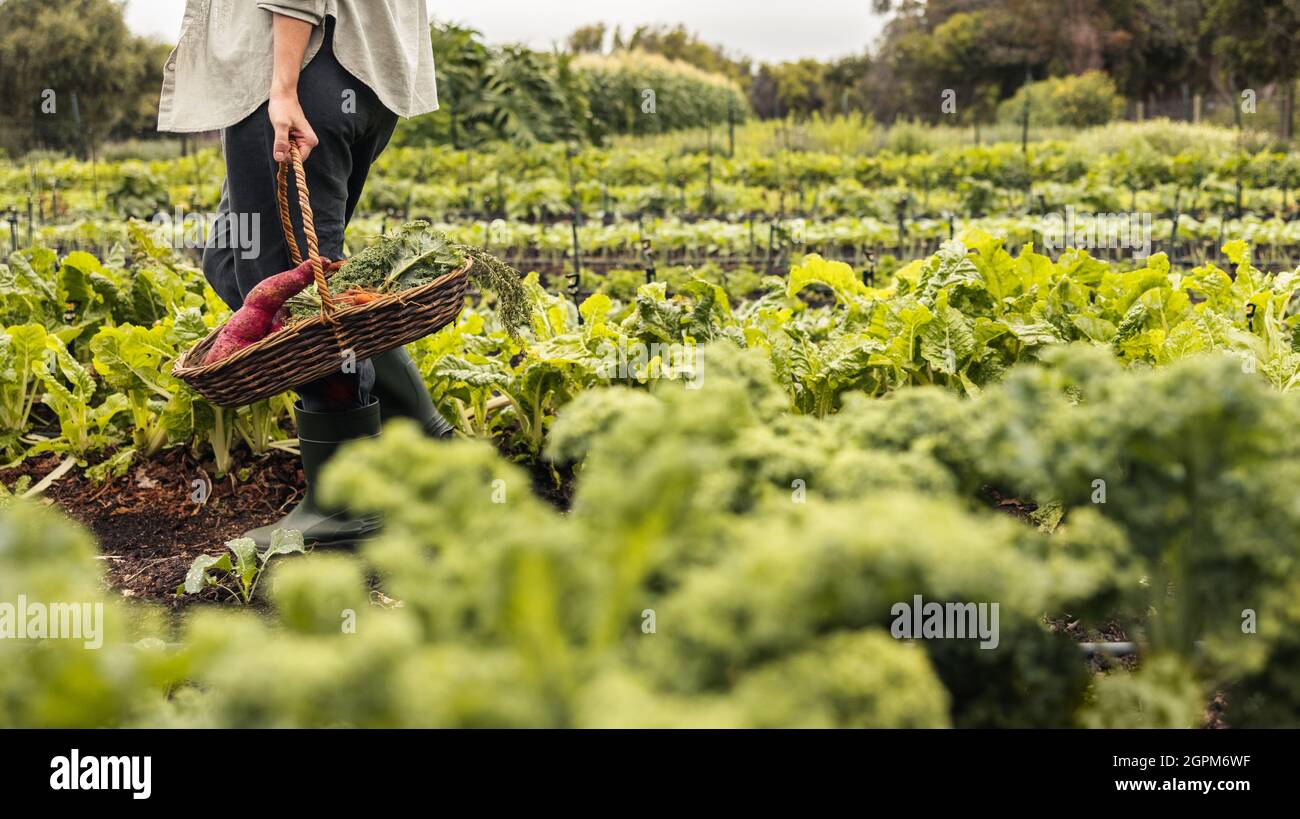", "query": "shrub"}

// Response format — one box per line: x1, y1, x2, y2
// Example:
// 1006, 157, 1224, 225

576, 51, 751, 137
997, 71, 1124, 128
